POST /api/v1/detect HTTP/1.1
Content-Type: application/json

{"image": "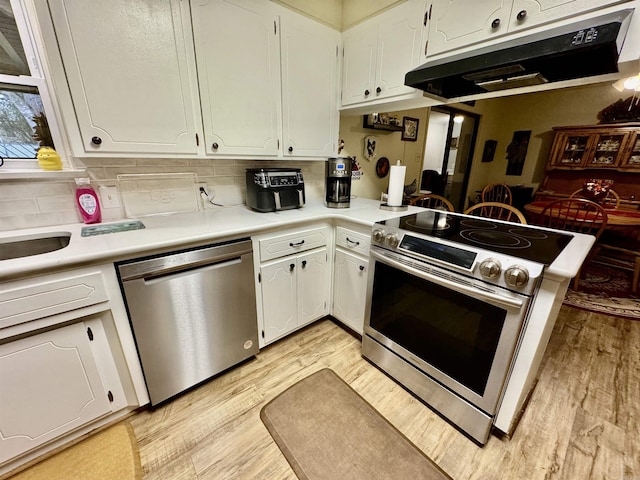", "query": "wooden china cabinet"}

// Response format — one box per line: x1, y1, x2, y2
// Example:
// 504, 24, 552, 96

539, 123, 640, 207
547, 123, 640, 171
